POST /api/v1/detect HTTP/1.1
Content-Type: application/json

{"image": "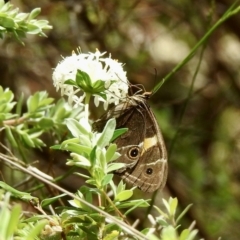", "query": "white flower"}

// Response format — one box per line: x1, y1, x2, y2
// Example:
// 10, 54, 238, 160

52, 49, 129, 109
